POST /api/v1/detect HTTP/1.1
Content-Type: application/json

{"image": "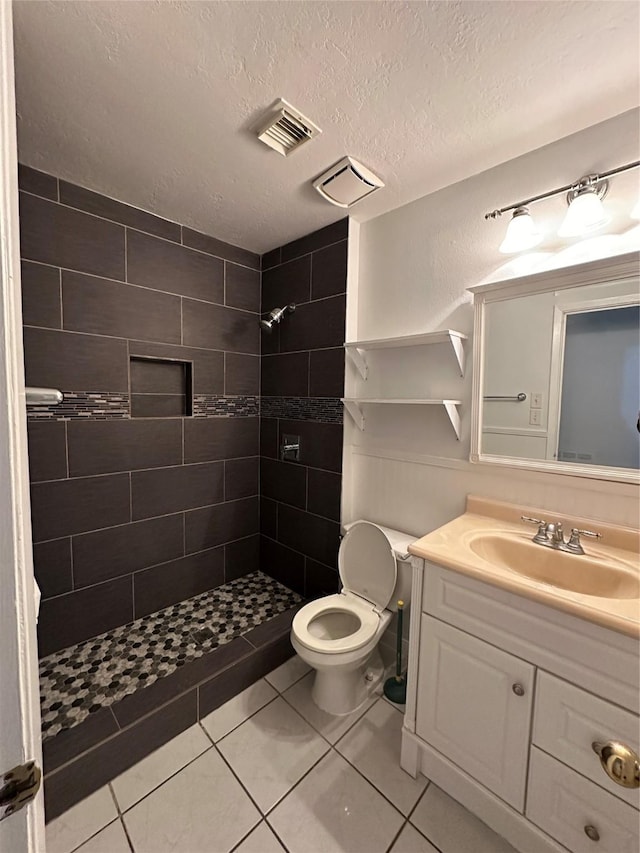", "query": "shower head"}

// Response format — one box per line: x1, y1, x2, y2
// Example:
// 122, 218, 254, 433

259, 303, 296, 333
